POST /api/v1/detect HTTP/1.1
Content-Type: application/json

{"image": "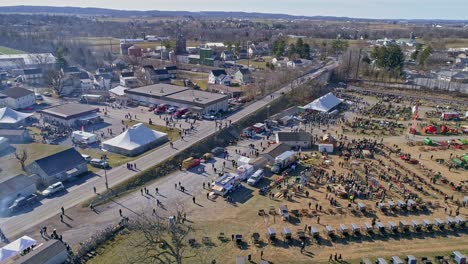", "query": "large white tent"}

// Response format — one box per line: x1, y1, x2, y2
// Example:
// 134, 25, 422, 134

0, 235, 37, 262
0, 107, 32, 128
303, 92, 343, 113
102, 123, 168, 156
